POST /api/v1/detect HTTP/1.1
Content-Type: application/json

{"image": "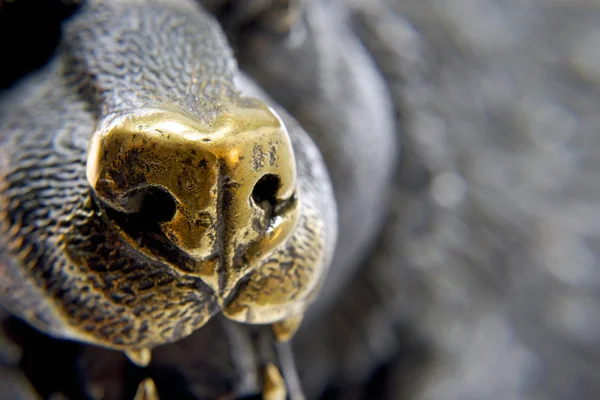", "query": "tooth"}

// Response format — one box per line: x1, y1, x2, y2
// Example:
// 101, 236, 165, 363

125, 348, 151, 367
133, 378, 159, 400
263, 362, 287, 400
272, 313, 304, 342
